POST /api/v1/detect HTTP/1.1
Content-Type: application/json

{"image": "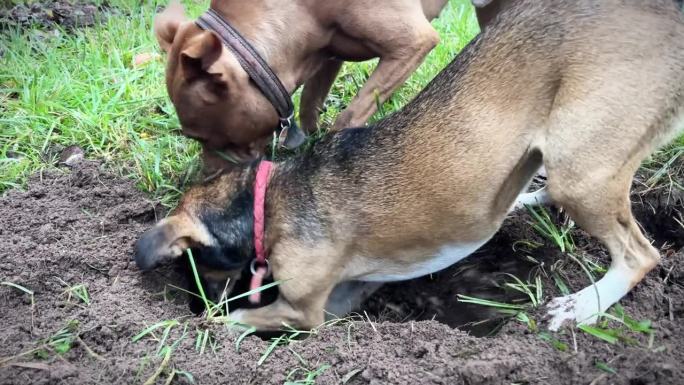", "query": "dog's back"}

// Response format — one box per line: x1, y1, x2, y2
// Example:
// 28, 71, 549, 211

277, 0, 684, 263
456, 0, 684, 215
